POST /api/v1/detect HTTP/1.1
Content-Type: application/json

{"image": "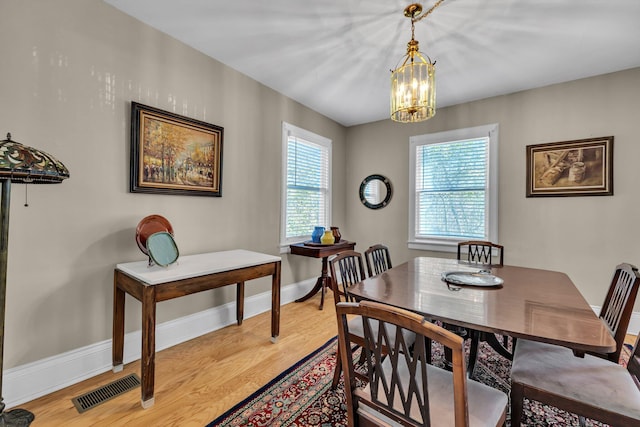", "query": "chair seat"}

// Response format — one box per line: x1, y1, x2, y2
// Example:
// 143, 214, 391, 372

359, 355, 507, 426
512, 339, 640, 421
